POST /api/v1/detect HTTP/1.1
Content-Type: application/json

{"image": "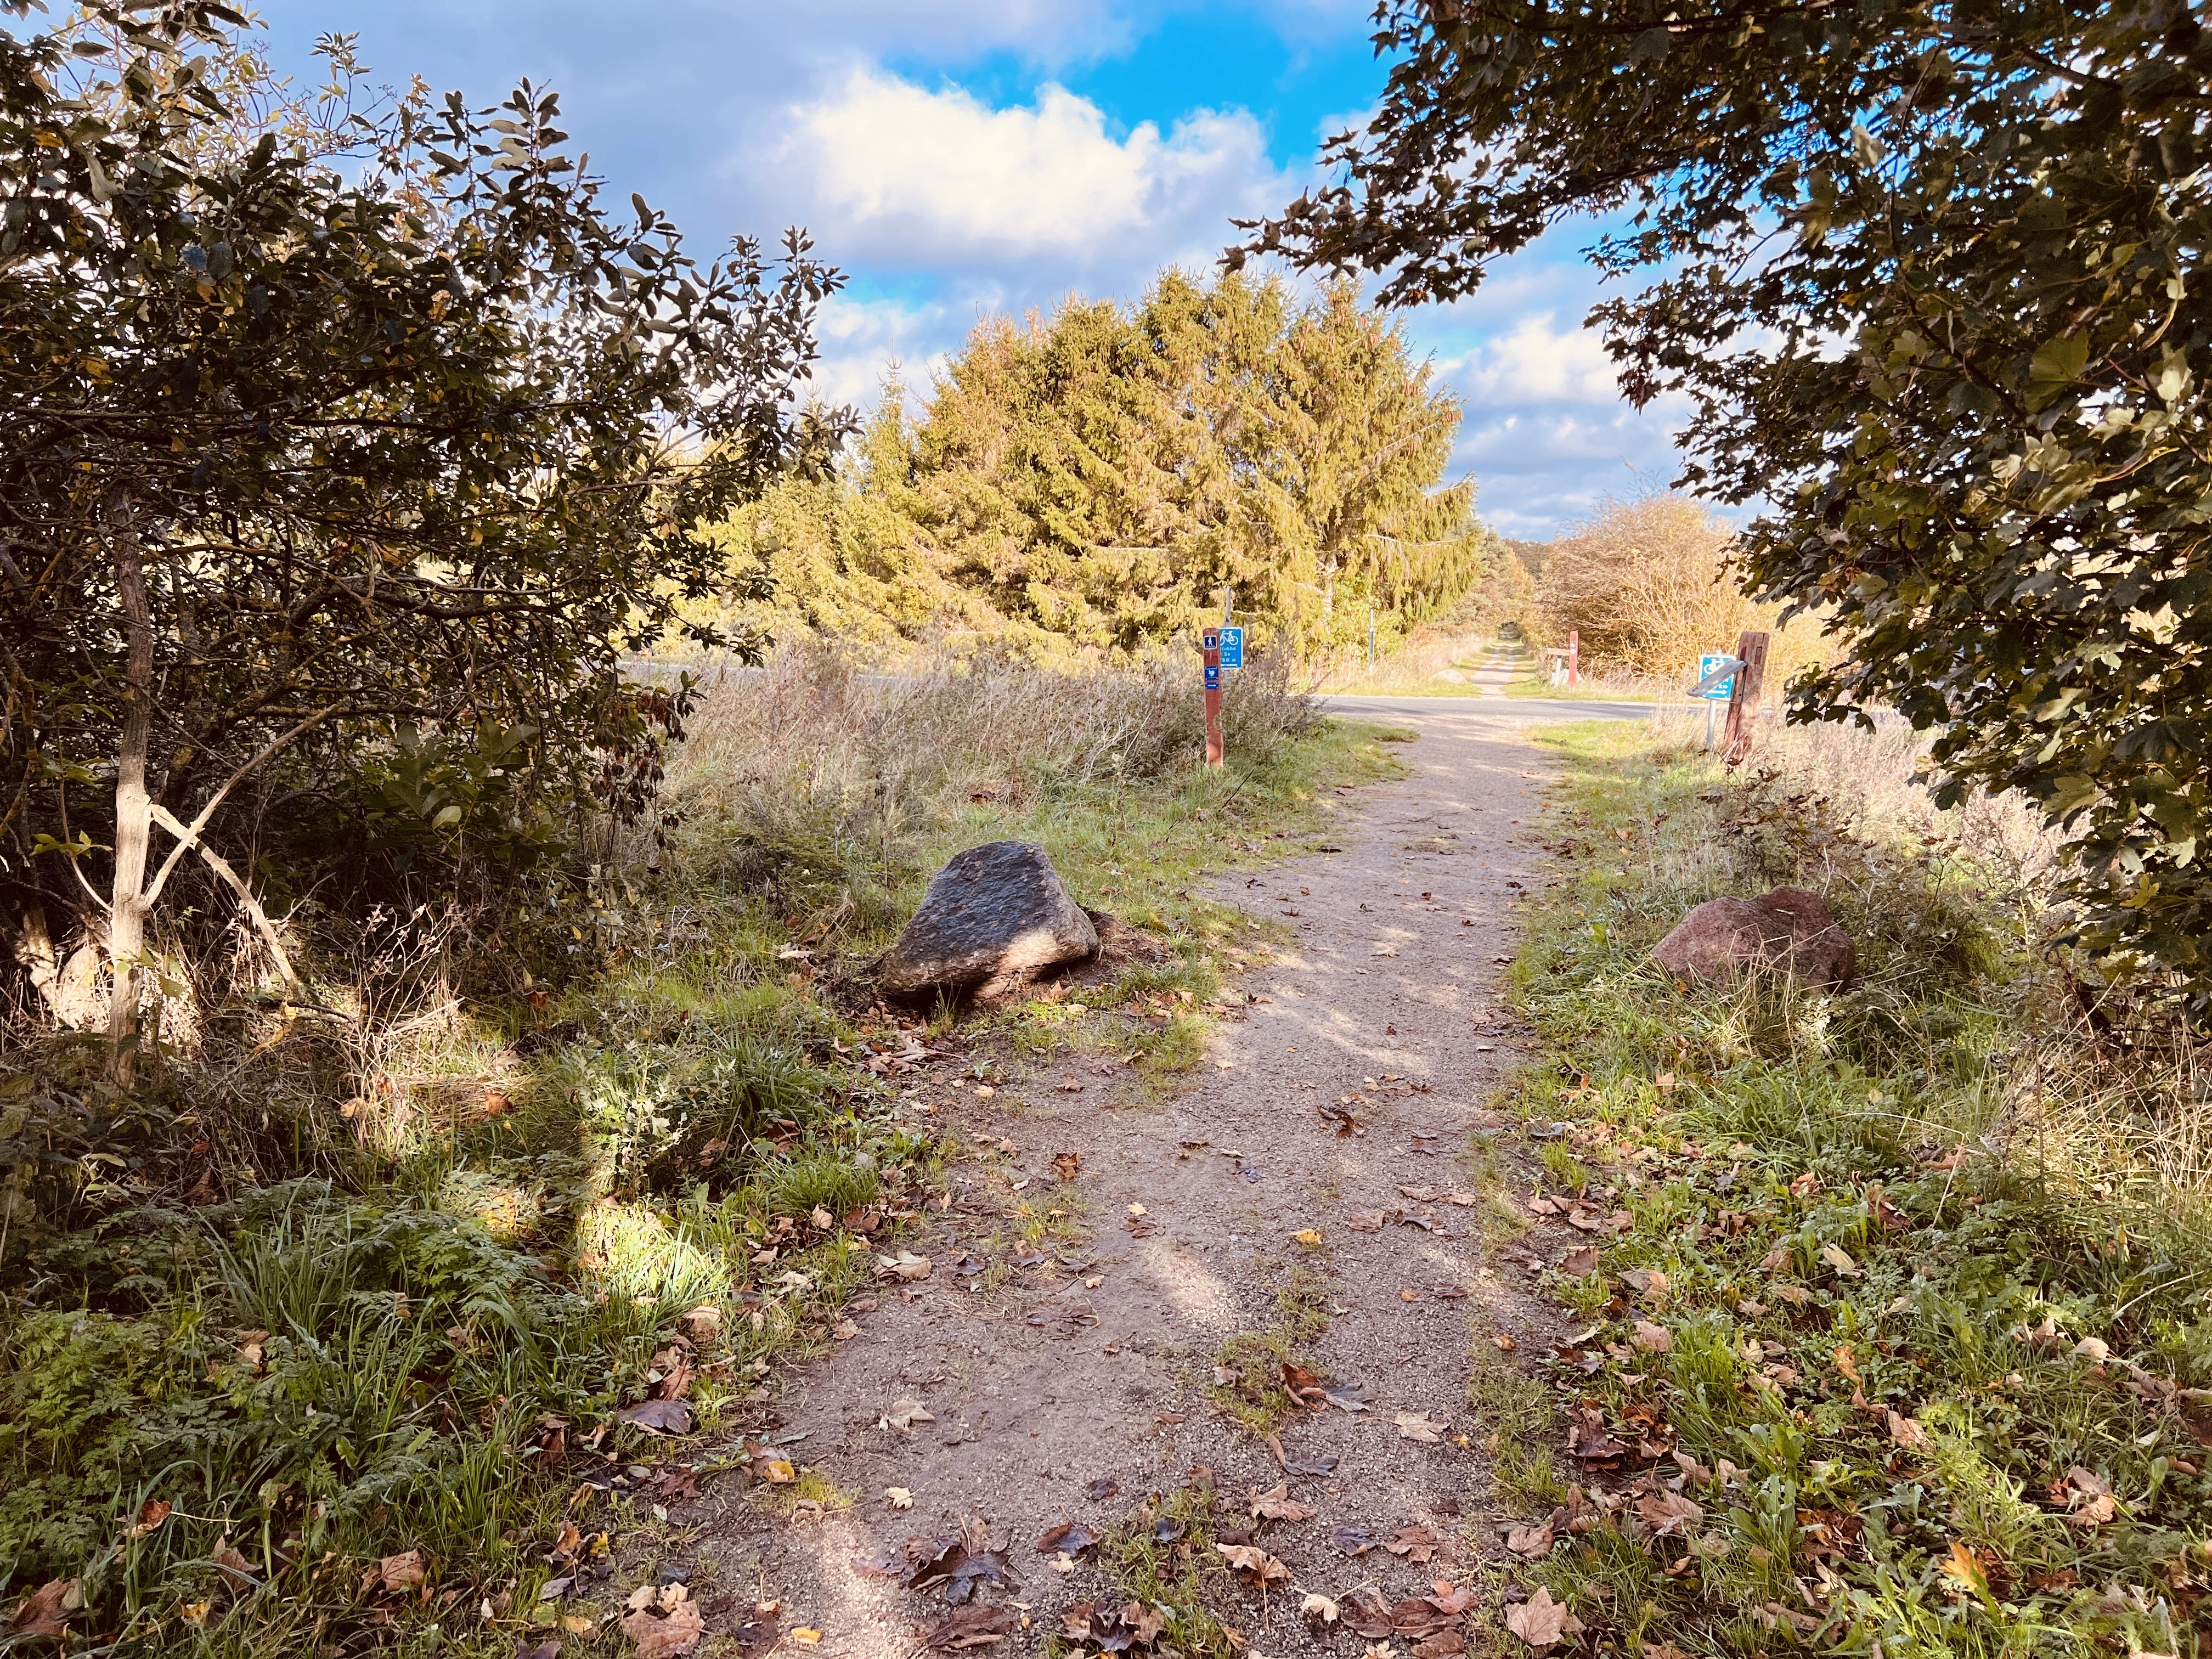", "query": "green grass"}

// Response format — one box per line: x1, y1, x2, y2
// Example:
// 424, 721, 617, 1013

1206, 1260, 1335, 1436
1480, 720, 2211, 1659
1074, 1483, 1241, 1659
0, 681, 1407, 1654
